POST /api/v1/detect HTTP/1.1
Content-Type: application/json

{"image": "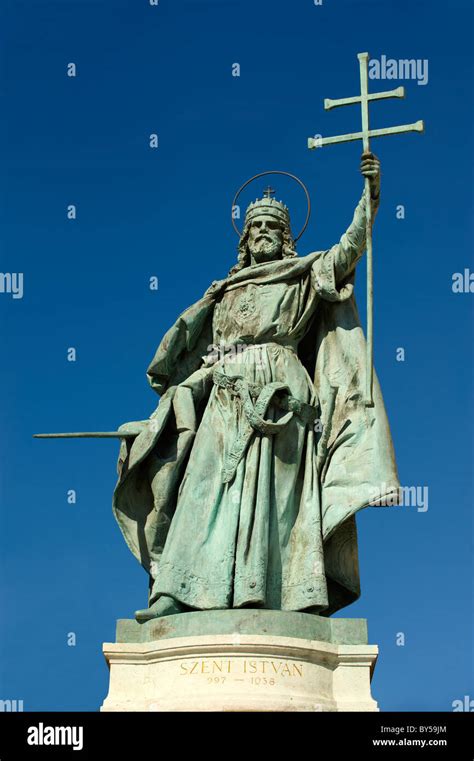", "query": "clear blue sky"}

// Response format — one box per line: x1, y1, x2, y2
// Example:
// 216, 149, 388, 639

0, 0, 472, 711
